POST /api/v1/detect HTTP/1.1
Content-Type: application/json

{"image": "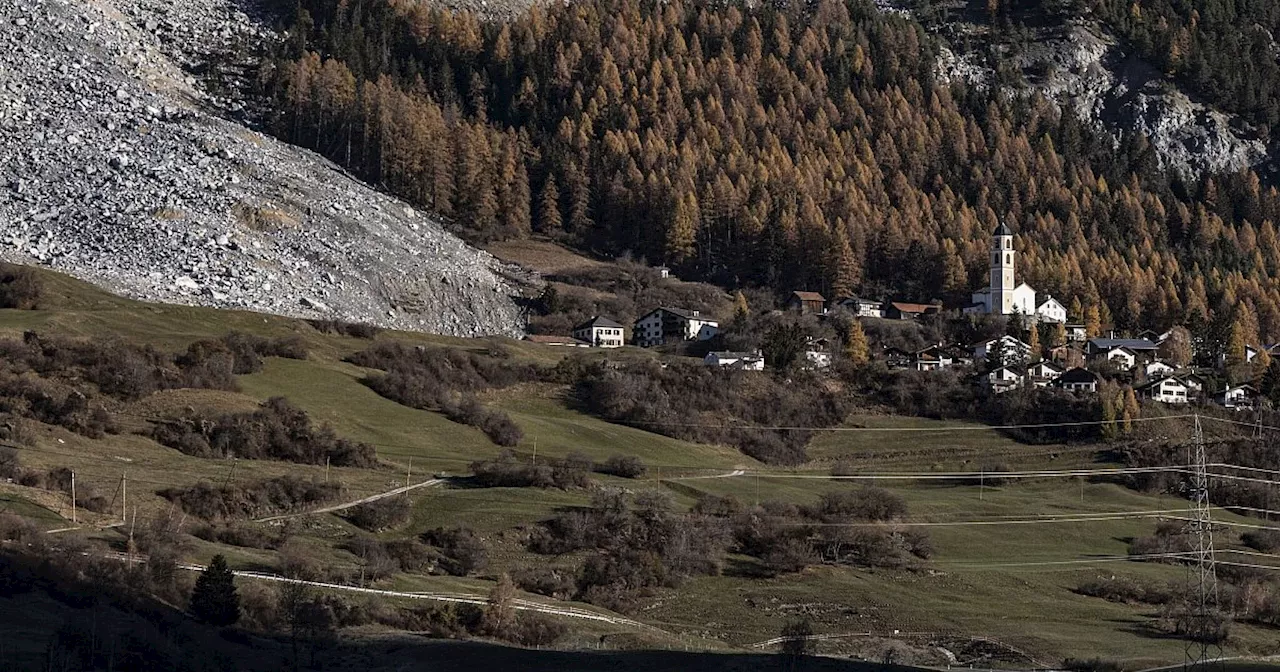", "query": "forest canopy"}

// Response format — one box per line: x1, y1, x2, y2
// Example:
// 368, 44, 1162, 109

261, 0, 1280, 343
